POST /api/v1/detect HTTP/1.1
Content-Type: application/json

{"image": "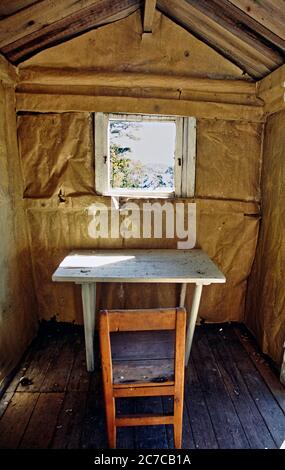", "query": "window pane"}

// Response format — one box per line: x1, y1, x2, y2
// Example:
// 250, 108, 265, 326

109, 119, 176, 192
